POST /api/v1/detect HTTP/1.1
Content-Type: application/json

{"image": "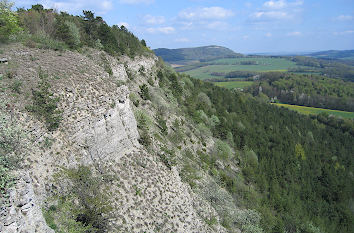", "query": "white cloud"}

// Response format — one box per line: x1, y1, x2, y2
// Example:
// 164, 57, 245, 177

119, 0, 154, 4
144, 15, 165, 25
287, 31, 302, 36
117, 22, 130, 28
250, 0, 303, 21
336, 15, 353, 21
179, 7, 234, 20
251, 11, 289, 20
263, 0, 286, 9
264, 0, 303, 9
146, 26, 175, 34
333, 30, 354, 36
265, 32, 272, 37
